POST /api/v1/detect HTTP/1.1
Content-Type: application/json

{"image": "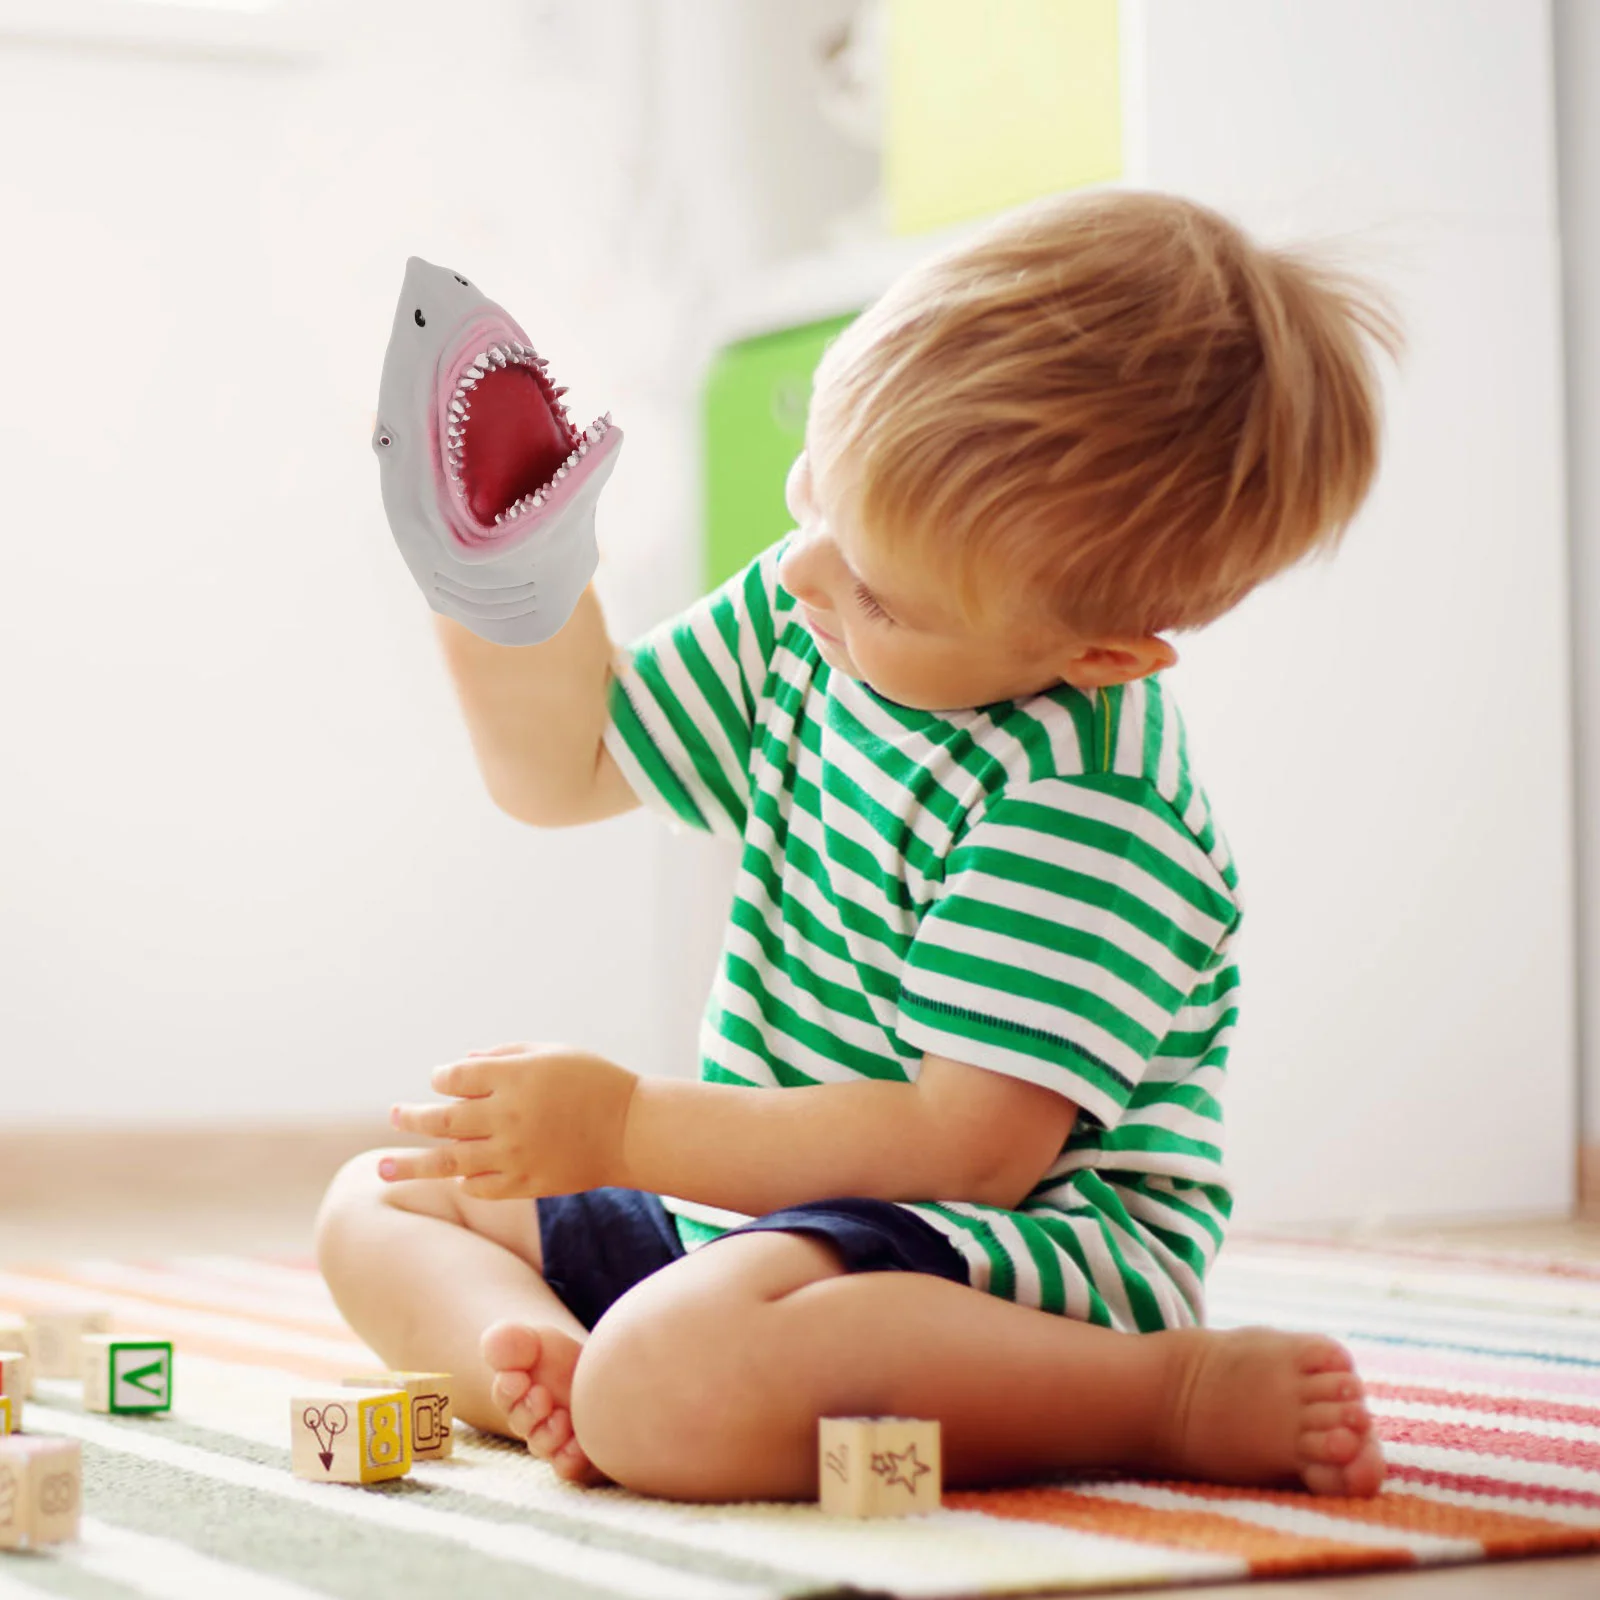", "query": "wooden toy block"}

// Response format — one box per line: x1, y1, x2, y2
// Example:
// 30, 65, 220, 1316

292, 1386, 411, 1484
0, 1397, 13, 1436
82, 1335, 173, 1415
344, 1370, 454, 1460
0, 1321, 31, 1393
0, 1437, 82, 1547
0, 1351, 29, 1413
818, 1416, 942, 1518
26, 1310, 111, 1378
